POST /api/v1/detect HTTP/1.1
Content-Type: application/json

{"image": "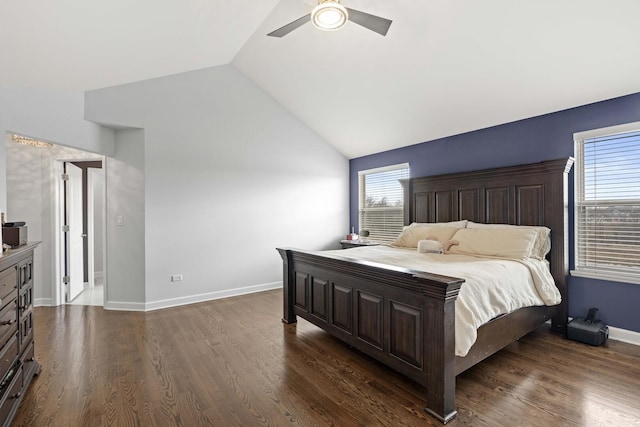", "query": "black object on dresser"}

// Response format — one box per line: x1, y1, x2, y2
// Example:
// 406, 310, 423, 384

0, 243, 40, 426
1, 226, 28, 249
